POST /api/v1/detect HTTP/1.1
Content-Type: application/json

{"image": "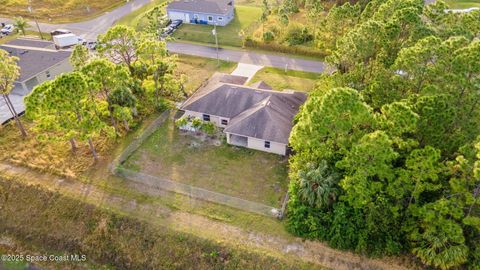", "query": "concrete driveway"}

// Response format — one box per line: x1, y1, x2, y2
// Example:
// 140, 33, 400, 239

231, 63, 264, 82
